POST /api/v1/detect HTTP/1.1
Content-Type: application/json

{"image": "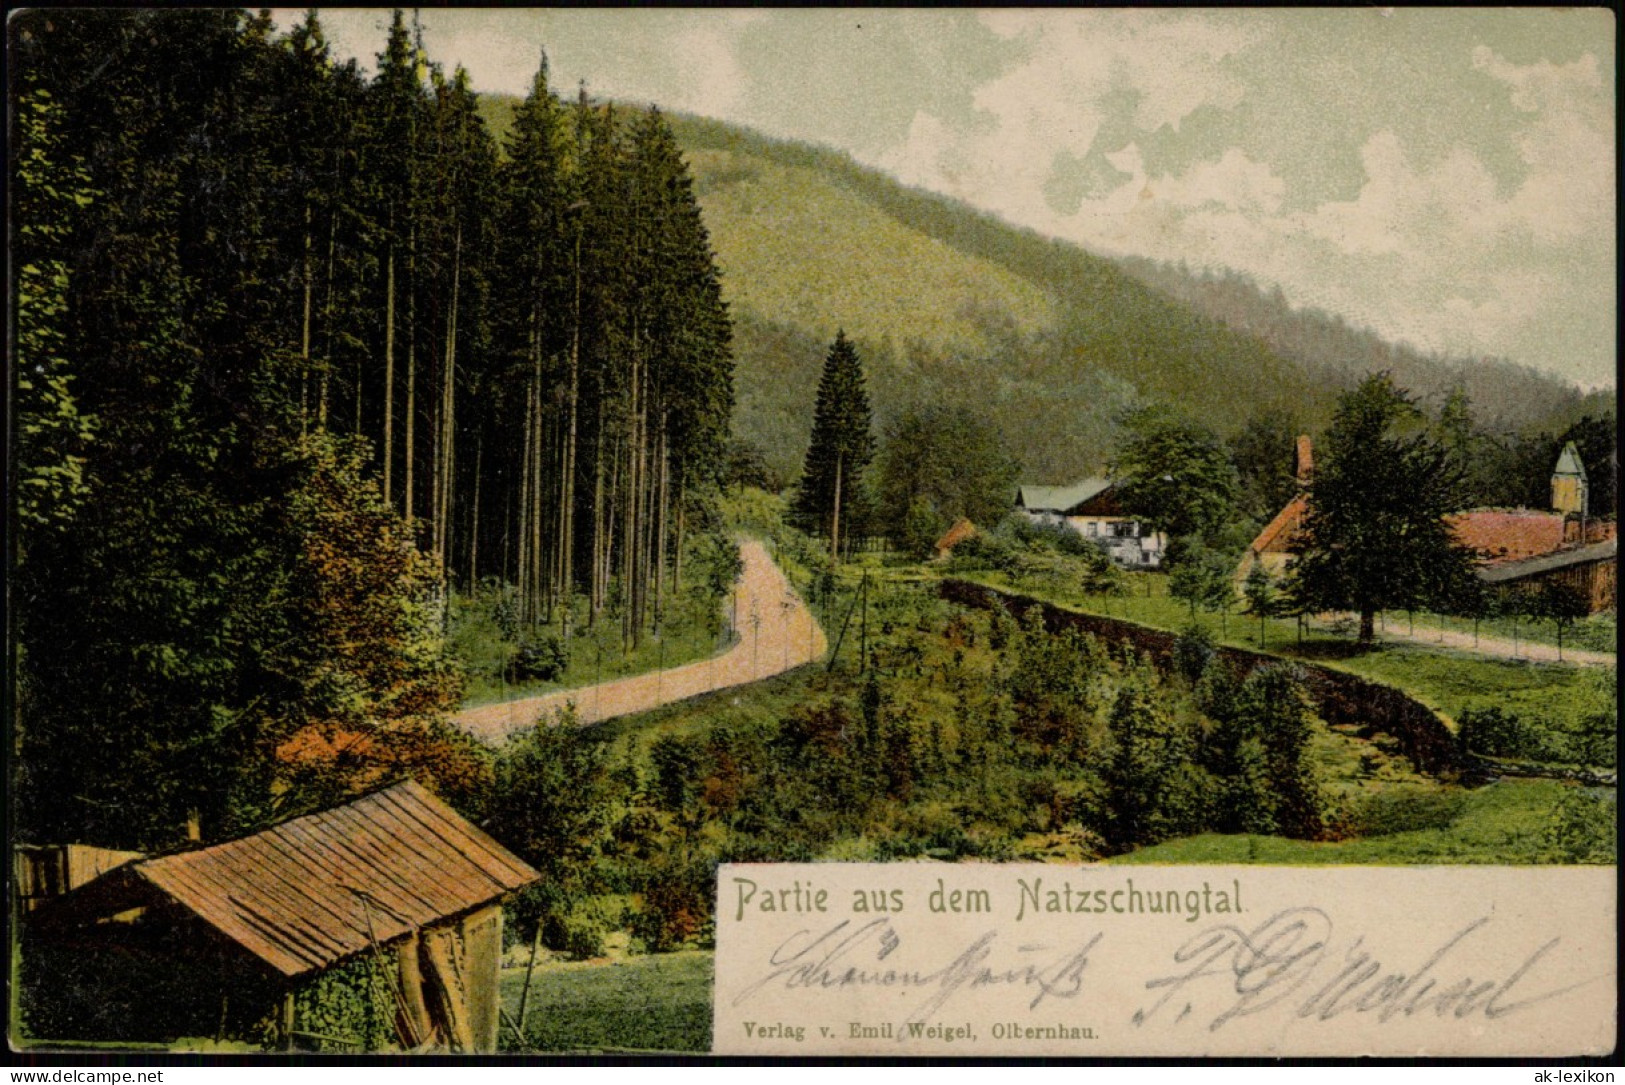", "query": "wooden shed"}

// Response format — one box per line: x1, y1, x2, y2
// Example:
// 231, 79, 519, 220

24, 780, 538, 1052
14, 844, 143, 913
1479, 537, 1618, 615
